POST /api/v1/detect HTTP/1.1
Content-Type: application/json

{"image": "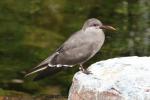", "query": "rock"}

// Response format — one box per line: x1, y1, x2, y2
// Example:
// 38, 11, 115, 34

68, 56, 150, 100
